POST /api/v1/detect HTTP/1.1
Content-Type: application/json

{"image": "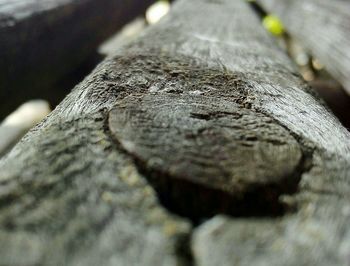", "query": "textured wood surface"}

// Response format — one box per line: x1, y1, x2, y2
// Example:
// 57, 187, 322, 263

0, 0, 350, 265
0, 0, 153, 119
108, 54, 303, 220
257, 0, 350, 94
